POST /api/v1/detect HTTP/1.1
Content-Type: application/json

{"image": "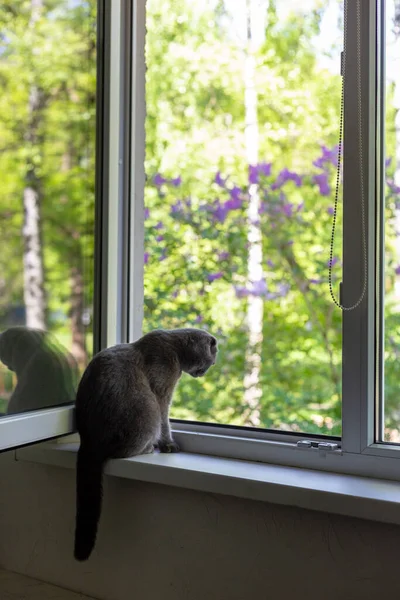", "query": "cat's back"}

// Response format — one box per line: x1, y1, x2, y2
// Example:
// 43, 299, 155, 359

76, 343, 147, 409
